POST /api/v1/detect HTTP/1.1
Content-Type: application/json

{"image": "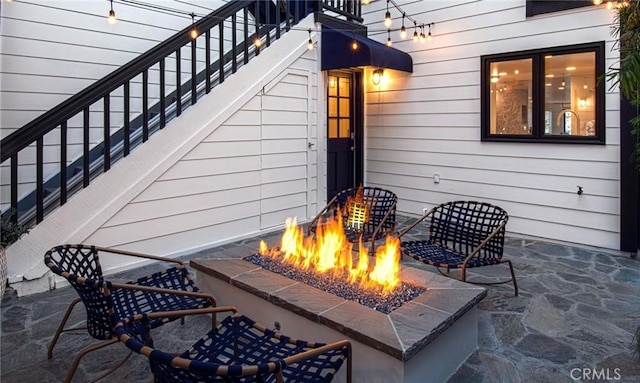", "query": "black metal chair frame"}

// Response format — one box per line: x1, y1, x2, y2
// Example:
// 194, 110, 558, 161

307, 186, 397, 254
44, 244, 217, 383
115, 306, 353, 383
398, 201, 518, 296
